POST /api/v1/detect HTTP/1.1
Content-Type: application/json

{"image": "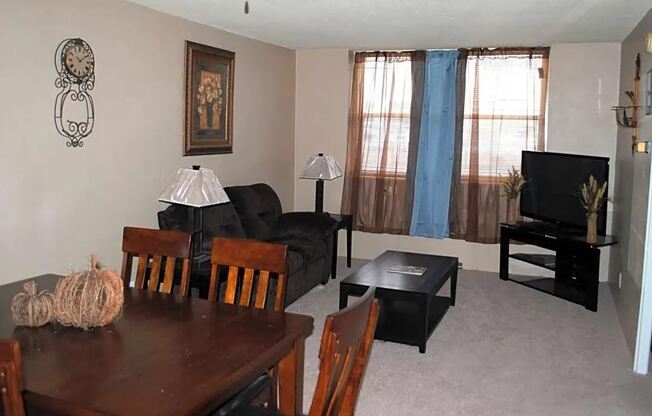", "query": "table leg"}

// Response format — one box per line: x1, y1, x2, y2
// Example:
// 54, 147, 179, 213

419, 296, 428, 354
339, 286, 349, 310
450, 267, 458, 307
331, 230, 338, 280
499, 230, 509, 281
346, 223, 352, 268
278, 337, 306, 416
581, 248, 600, 312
